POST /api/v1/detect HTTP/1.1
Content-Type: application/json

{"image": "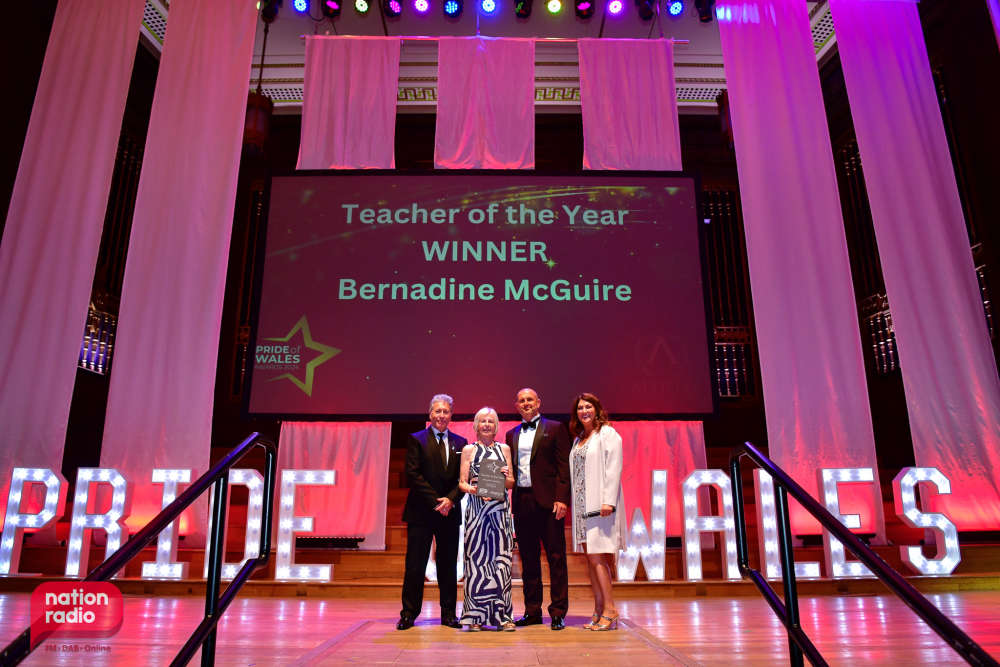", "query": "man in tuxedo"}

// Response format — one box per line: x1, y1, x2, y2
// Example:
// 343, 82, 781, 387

505, 387, 571, 630
397, 393, 466, 630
